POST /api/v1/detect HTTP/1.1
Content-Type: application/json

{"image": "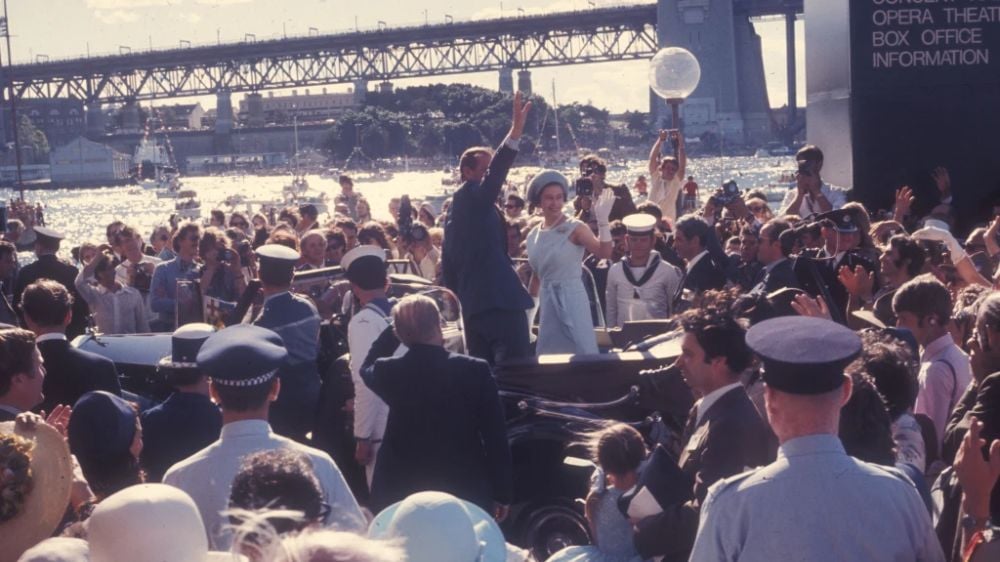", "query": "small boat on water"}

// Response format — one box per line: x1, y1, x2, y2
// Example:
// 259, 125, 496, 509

283, 176, 309, 196
175, 190, 201, 219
